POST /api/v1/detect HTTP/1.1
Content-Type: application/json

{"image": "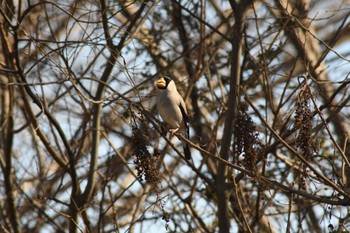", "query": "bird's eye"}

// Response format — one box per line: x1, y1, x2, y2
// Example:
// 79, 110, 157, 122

163, 76, 172, 84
